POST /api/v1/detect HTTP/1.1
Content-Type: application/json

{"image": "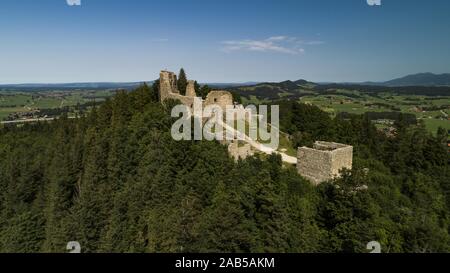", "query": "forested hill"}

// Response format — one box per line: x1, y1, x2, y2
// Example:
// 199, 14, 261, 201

0, 84, 449, 253
382, 73, 450, 87
228, 80, 450, 101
